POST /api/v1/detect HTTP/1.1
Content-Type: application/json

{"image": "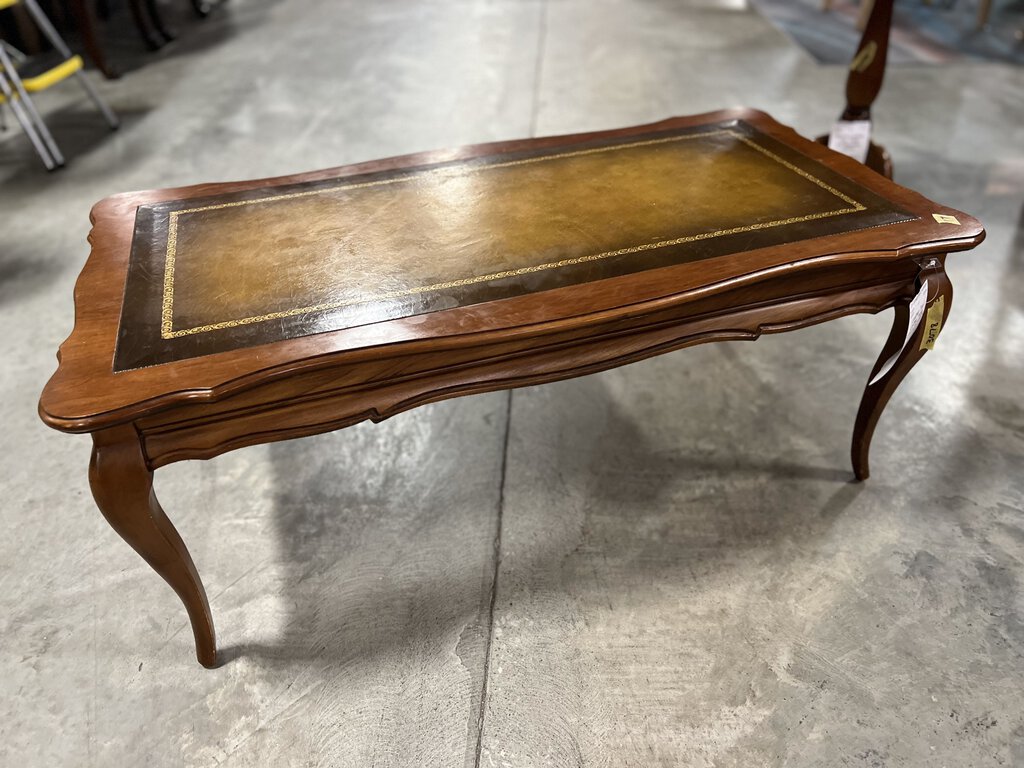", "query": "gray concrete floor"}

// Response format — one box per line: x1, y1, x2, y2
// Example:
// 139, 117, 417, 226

1, 0, 1023, 765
